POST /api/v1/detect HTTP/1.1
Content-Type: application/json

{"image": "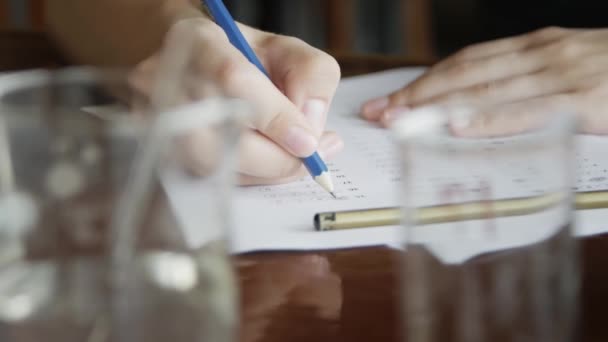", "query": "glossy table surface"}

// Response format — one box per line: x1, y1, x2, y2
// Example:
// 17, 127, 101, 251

236, 234, 608, 342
